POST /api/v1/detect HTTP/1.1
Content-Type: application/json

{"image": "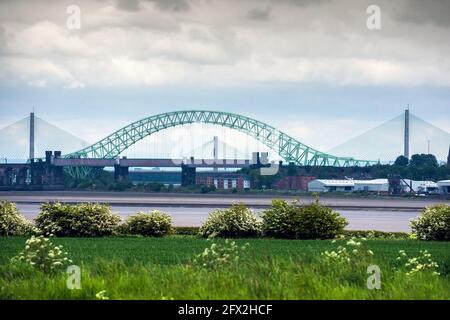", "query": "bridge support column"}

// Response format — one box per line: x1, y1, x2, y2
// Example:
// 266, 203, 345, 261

114, 165, 129, 183
181, 165, 196, 187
